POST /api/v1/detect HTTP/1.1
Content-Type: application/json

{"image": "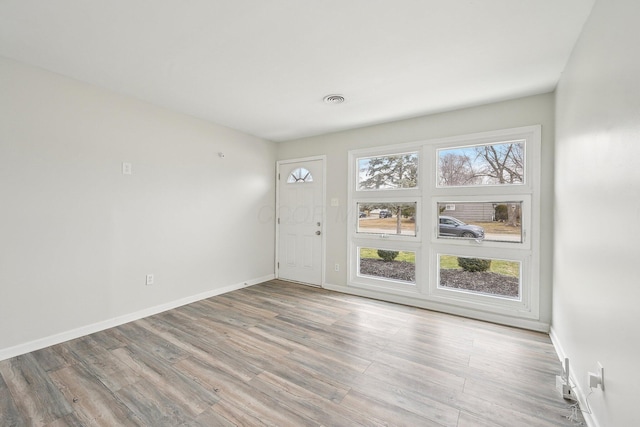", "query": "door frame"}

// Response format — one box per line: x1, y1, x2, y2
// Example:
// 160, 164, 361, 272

275, 155, 327, 287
